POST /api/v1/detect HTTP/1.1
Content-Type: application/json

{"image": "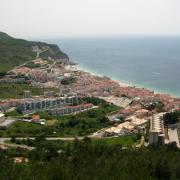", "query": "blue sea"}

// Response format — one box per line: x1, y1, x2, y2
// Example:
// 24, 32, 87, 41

45, 37, 180, 97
